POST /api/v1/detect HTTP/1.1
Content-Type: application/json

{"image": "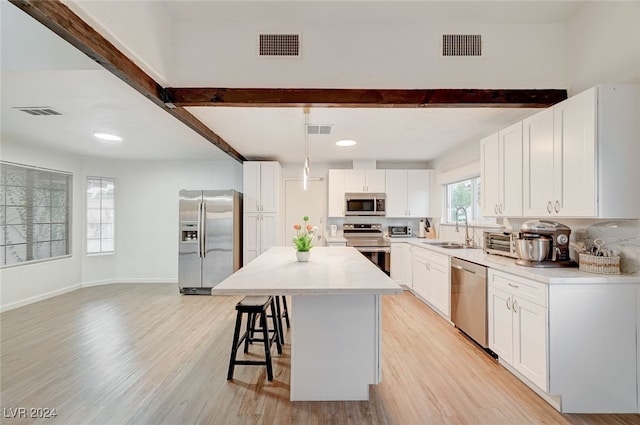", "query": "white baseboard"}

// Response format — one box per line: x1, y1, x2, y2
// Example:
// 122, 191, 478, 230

82, 278, 177, 287
0, 283, 82, 312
